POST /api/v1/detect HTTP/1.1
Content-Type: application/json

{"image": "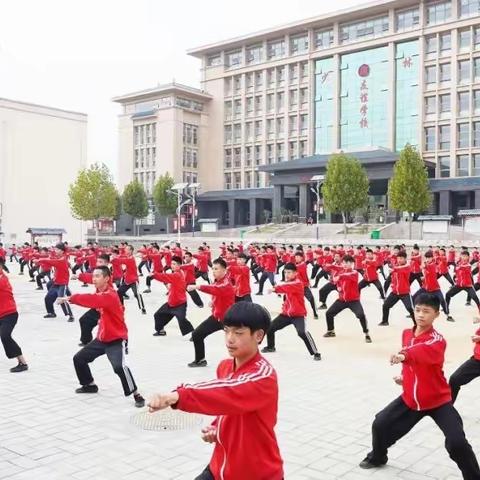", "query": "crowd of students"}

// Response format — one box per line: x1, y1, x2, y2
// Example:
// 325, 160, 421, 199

2, 238, 480, 479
